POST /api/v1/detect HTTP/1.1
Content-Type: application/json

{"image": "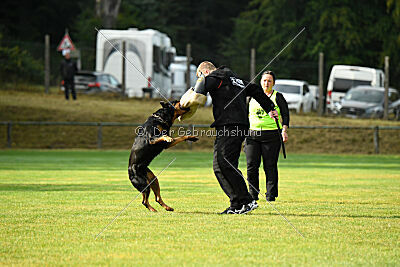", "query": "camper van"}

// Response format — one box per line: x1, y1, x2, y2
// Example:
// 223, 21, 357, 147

326, 65, 384, 113
170, 56, 197, 99
96, 28, 176, 98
